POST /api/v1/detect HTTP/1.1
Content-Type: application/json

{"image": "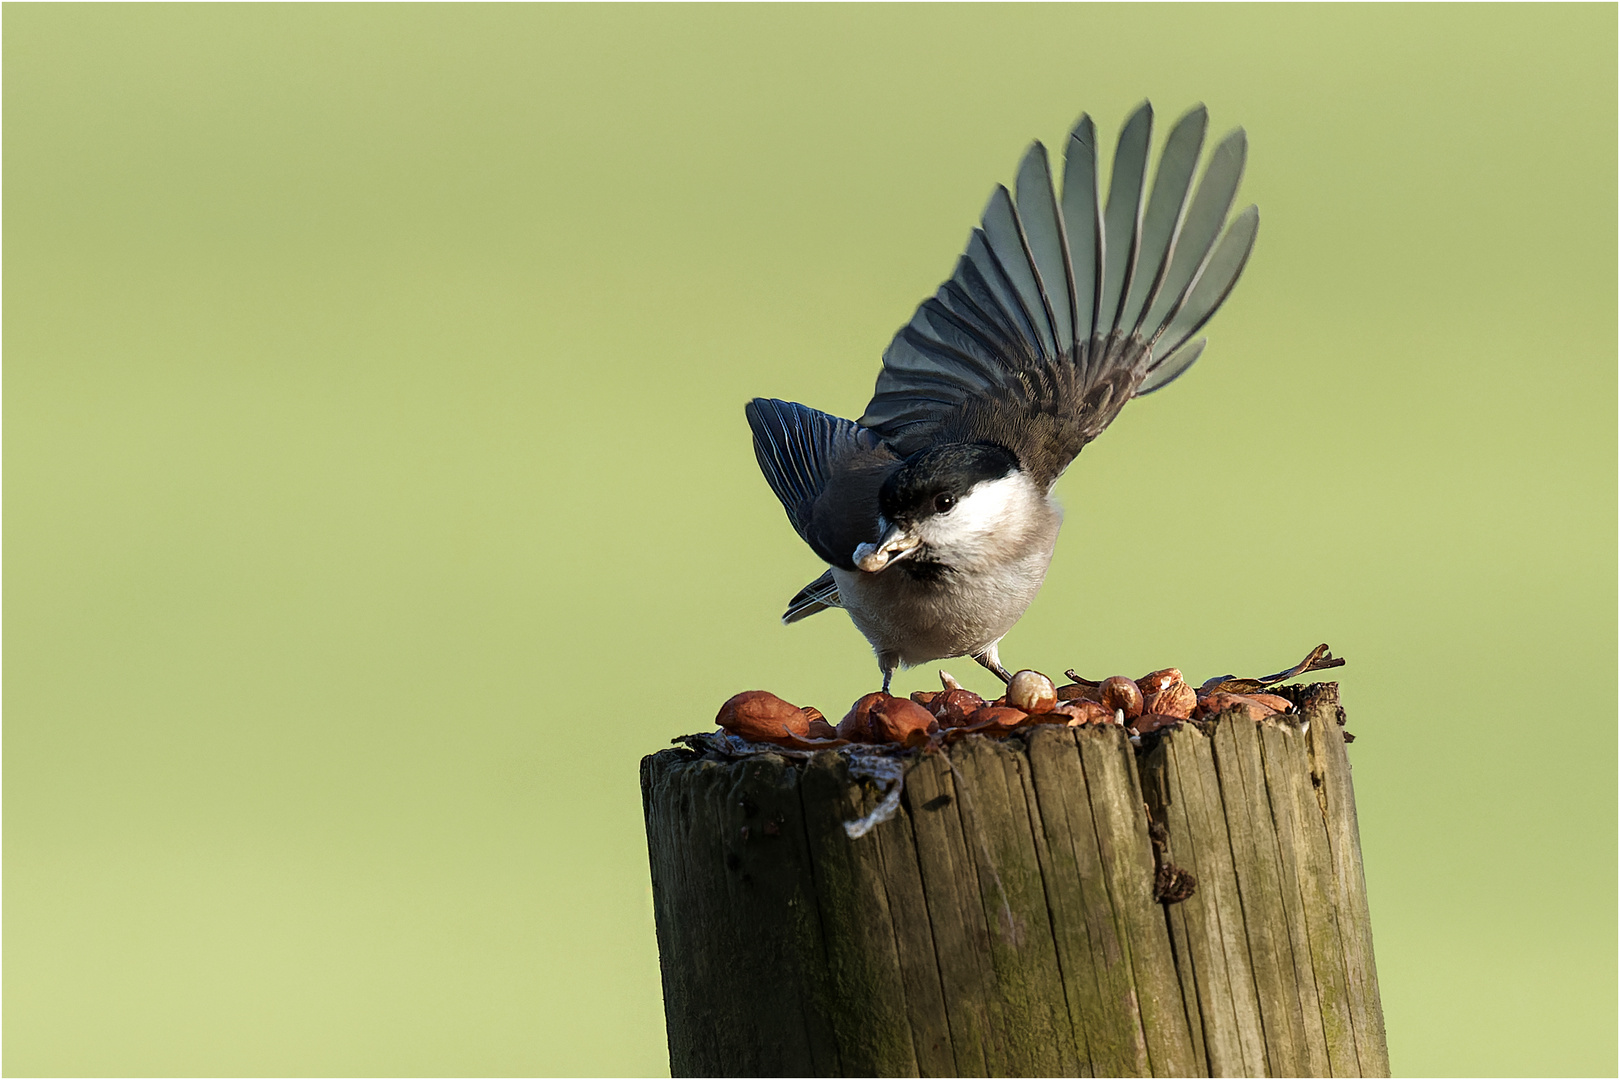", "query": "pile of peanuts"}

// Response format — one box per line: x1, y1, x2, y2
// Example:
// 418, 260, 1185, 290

714, 668, 1295, 751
